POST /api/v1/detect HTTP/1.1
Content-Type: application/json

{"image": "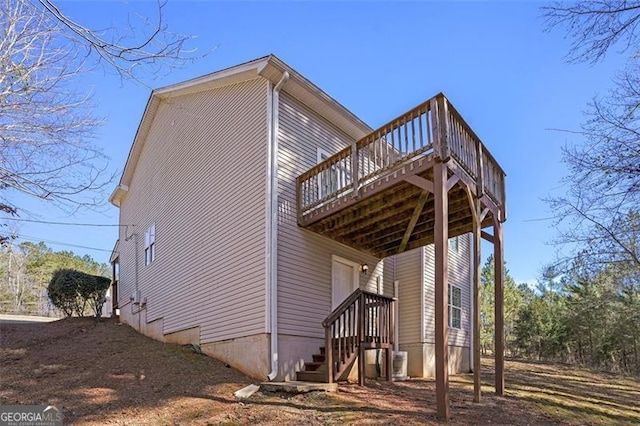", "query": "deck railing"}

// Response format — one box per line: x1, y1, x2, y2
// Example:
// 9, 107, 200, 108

444, 100, 506, 208
322, 289, 395, 384
297, 93, 506, 220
